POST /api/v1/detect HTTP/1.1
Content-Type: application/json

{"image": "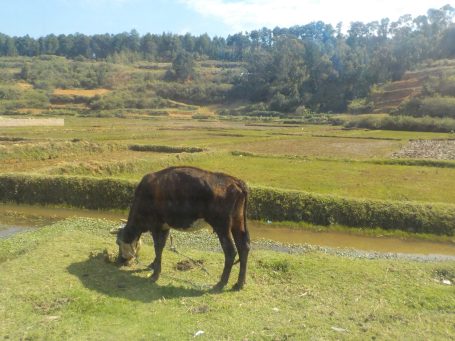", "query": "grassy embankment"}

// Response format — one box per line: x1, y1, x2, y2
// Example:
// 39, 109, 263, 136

1, 218, 454, 340
3, 172, 455, 236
